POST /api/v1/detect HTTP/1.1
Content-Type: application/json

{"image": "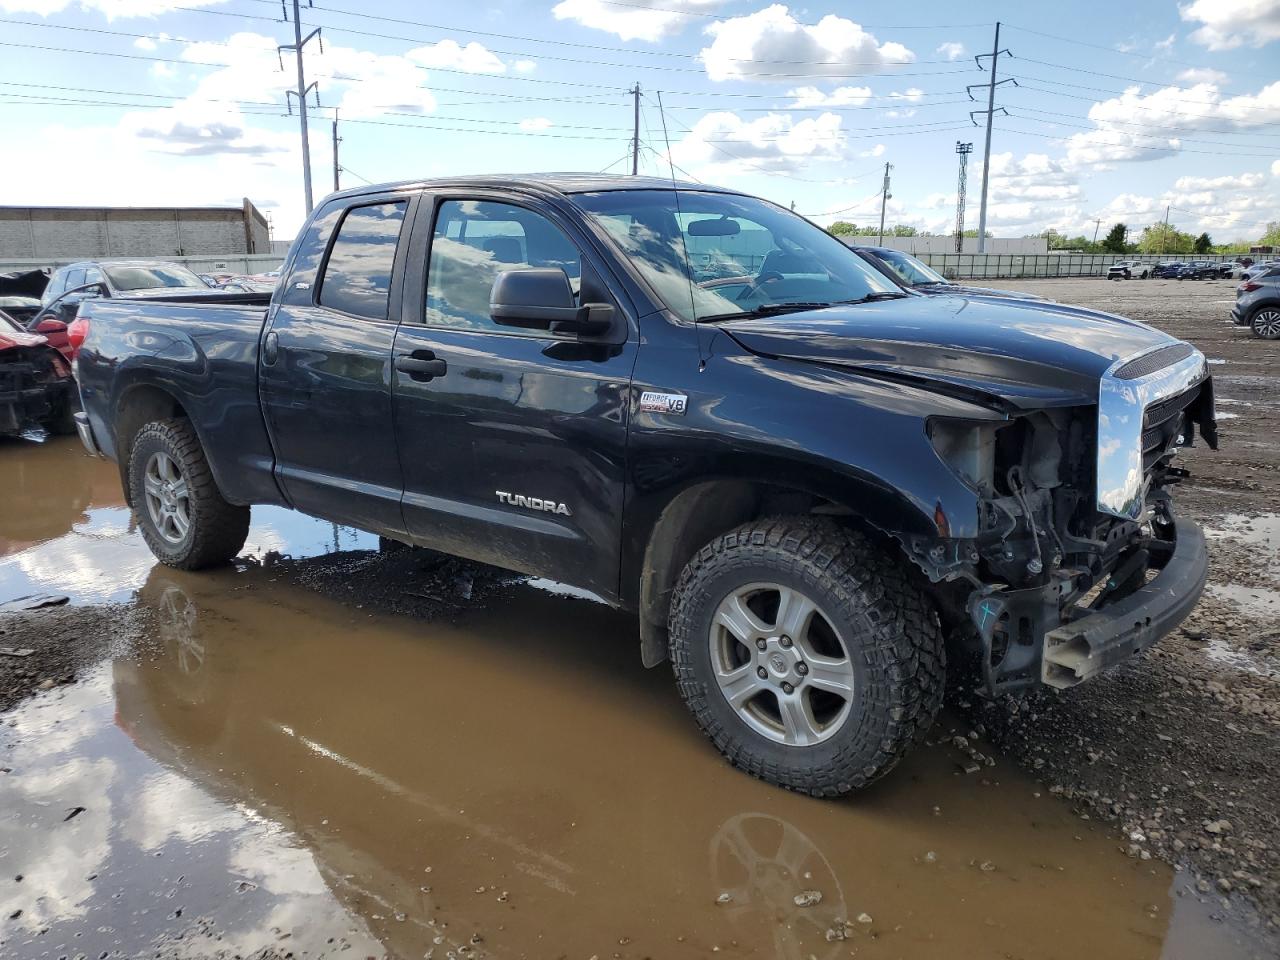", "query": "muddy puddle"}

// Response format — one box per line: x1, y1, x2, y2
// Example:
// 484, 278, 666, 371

1, 437, 1275, 959
0, 437, 375, 604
